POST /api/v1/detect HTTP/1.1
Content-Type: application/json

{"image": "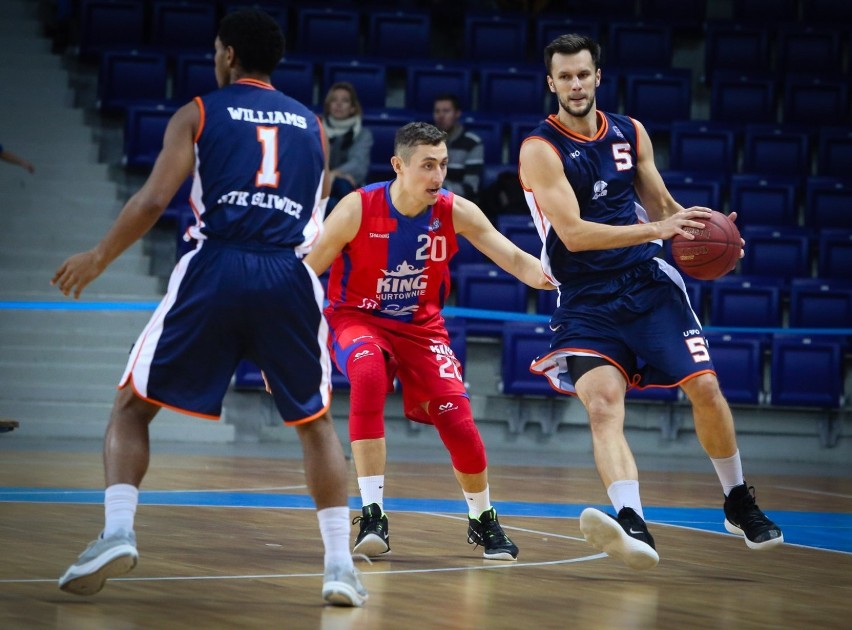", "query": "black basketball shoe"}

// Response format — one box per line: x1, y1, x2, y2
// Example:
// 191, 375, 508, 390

724, 483, 784, 550
352, 503, 390, 557
579, 506, 659, 570
467, 507, 519, 560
